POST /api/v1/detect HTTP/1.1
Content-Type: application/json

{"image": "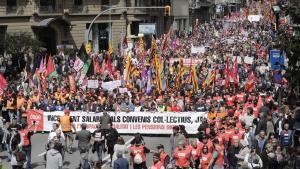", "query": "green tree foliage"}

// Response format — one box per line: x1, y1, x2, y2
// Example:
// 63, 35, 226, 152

2, 32, 41, 56
277, 30, 300, 89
